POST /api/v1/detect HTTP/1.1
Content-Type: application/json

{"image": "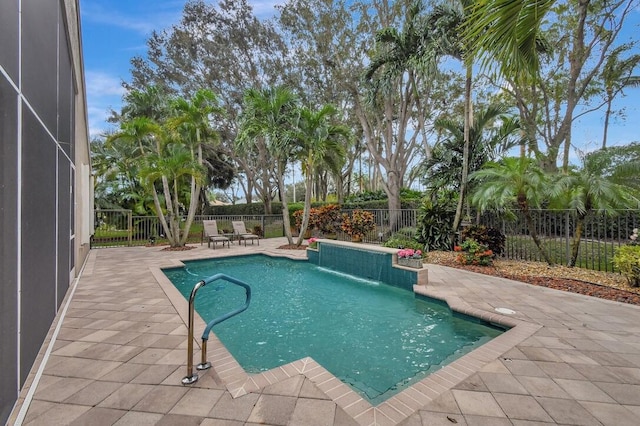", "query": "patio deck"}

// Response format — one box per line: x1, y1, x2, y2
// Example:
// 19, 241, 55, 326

8, 238, 640, 426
